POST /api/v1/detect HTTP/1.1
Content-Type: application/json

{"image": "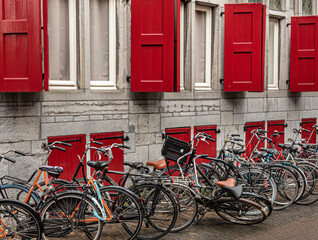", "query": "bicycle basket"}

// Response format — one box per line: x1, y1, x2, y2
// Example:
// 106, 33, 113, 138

161, 136, 191, 162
